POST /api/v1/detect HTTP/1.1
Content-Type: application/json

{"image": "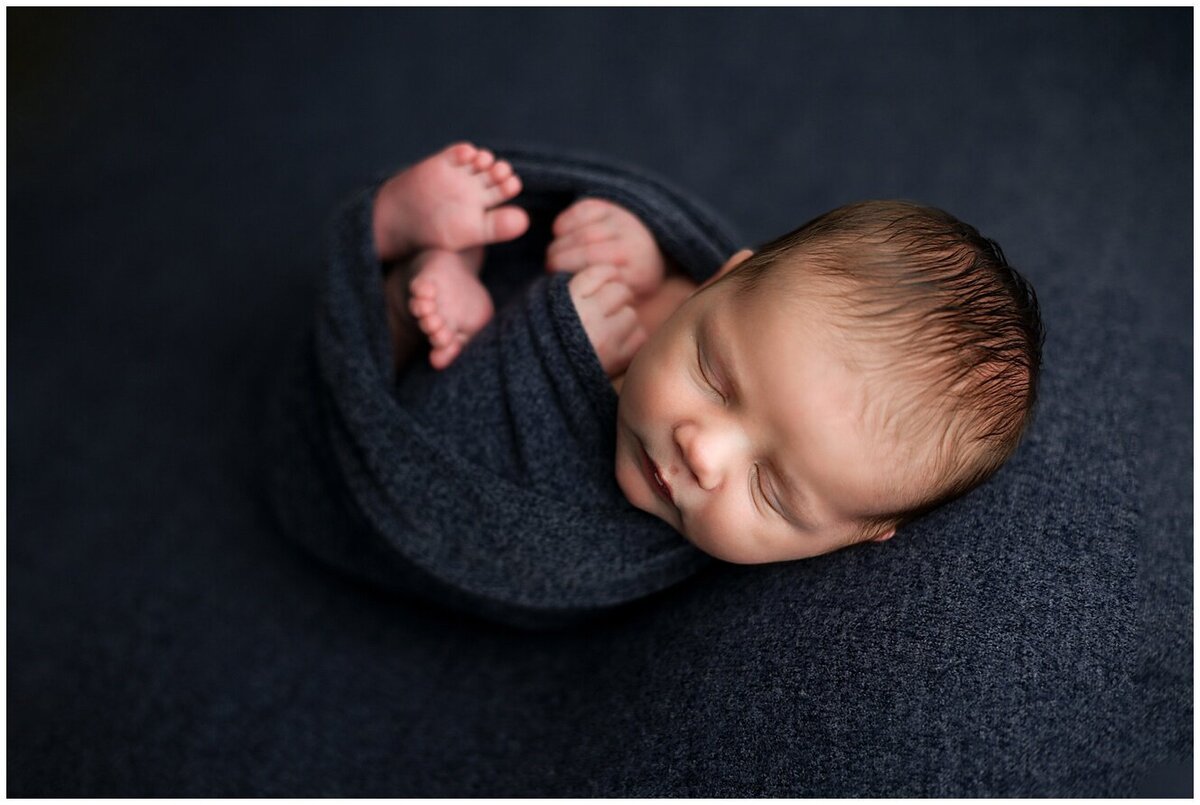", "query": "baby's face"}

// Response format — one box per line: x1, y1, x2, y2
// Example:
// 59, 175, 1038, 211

615, 254, 905, 564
